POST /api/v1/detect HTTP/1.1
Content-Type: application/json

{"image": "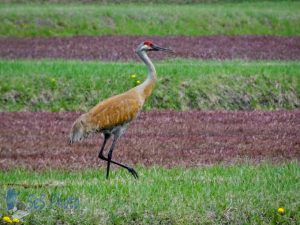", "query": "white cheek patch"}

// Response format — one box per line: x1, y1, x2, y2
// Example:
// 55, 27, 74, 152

143, 45, 151, 50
